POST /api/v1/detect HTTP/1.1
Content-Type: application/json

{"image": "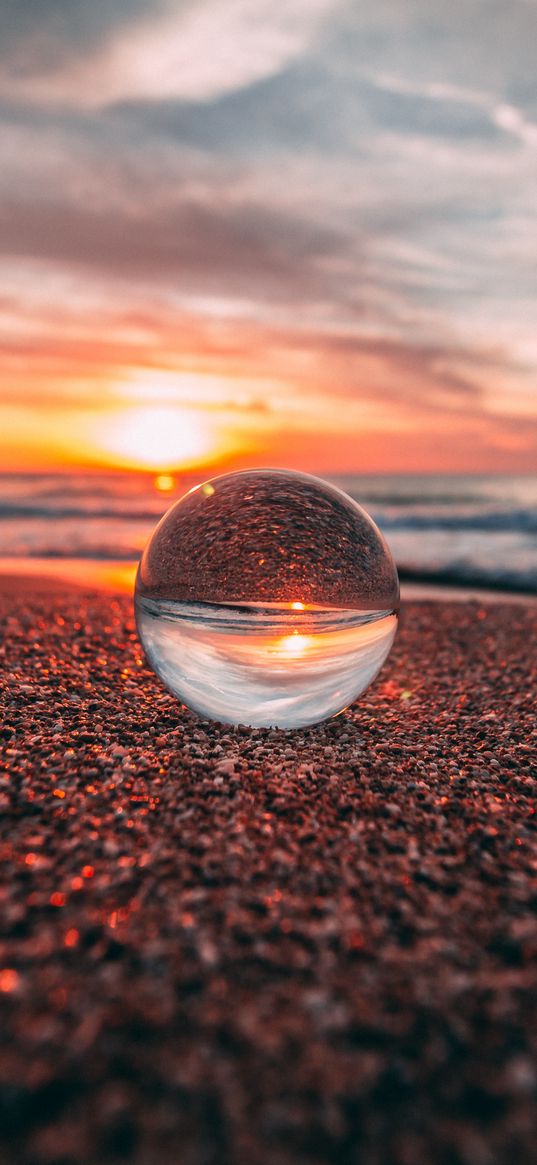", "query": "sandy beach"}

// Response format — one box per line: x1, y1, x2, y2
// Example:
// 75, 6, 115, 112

1, 579, 536, 1165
